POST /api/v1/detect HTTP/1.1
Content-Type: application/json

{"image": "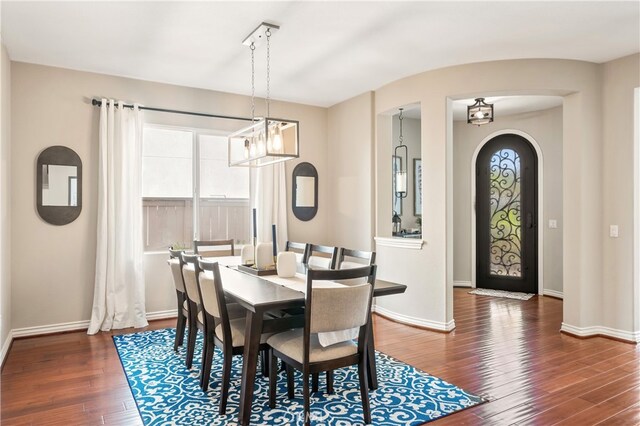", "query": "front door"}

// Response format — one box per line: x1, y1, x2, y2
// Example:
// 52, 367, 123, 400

476, 134, 538, 293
